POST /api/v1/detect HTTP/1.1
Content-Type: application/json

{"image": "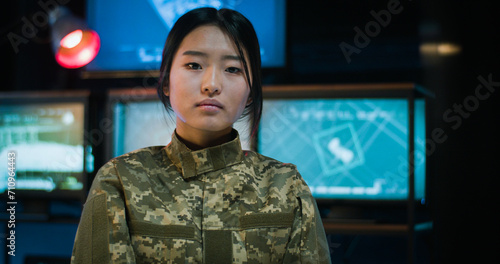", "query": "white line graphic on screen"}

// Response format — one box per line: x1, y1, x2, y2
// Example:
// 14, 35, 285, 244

327, 138, 354, 164
329, 101, 381, 190
348, 100, 410, 197
315, 100, 409, 197
148, 0, 241, 29
313, 123, 364, 177
261, 102, 323, 186
348, 100, 407, 151
270, 106, 316, 153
